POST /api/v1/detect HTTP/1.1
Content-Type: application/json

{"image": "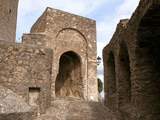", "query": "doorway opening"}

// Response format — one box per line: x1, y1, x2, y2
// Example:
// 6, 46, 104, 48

55, 51, 83, 99
29, 87, 40, 114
